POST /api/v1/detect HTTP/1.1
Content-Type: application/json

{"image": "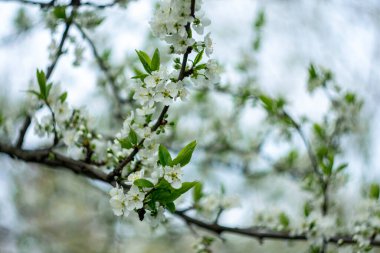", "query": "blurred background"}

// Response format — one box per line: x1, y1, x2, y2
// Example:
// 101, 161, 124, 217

0, 0, 380, 252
